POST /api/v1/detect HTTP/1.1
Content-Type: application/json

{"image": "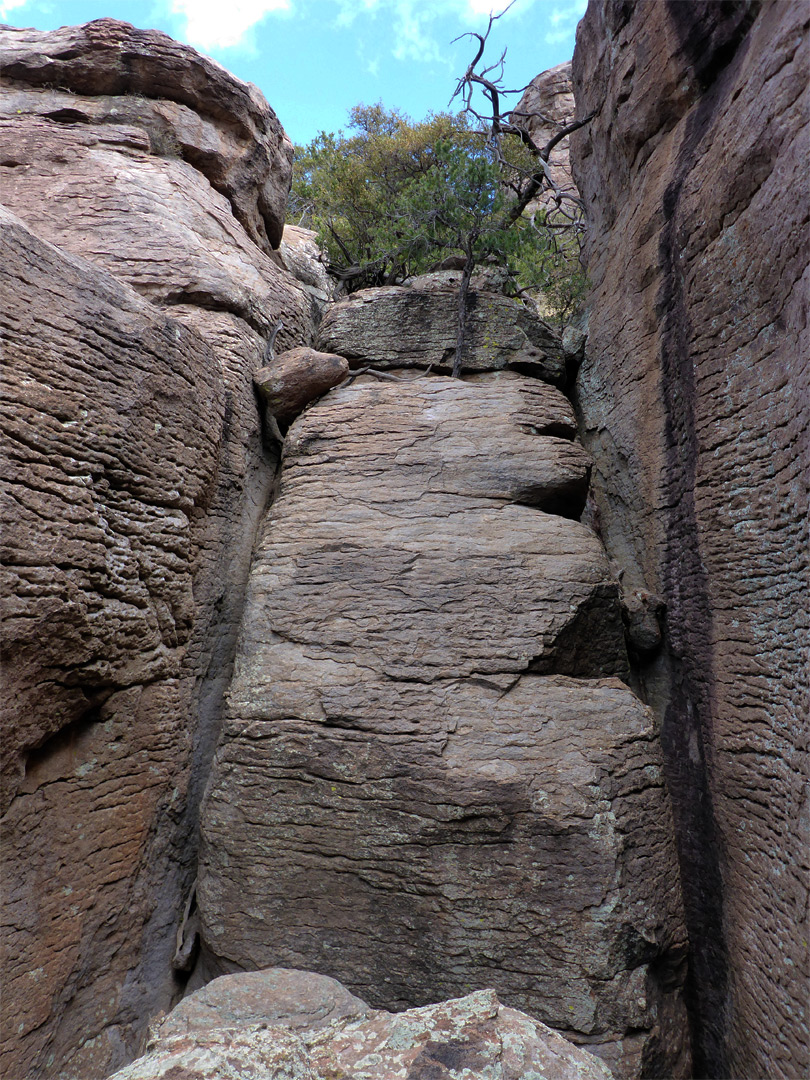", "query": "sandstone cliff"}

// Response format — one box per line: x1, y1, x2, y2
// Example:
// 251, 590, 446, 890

195, 280, 691, 1079
3, 6, 806, 1080
569, 2, 809, 1077
0, 20, 311, 1079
